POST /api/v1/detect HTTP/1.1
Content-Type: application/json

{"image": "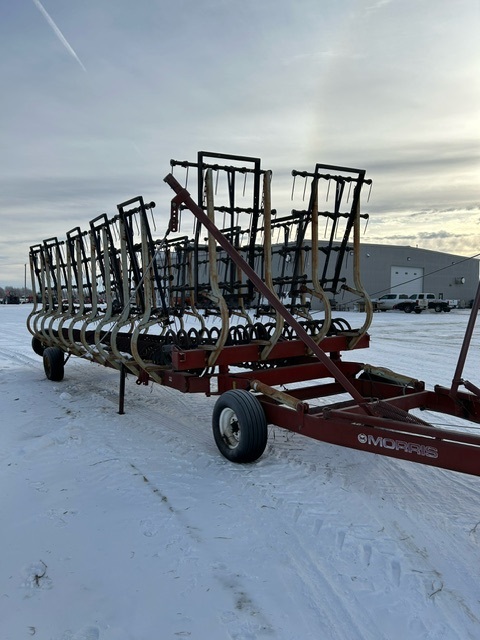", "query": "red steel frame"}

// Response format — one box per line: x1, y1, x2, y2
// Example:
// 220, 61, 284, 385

161, 173, 480, 477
